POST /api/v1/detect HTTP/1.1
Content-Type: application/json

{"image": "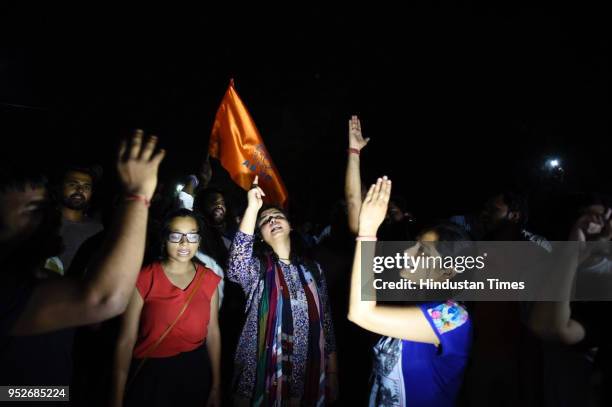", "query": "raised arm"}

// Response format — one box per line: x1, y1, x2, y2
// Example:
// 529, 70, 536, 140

11, 130, 165, 335
238, 175, 264, 235
345, 115, 370, 235
180, 175, 200, 199
528, 216, 589, 345
198, 153, 213, 190
347, 177, 438, 344
226, 176, 265, 290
